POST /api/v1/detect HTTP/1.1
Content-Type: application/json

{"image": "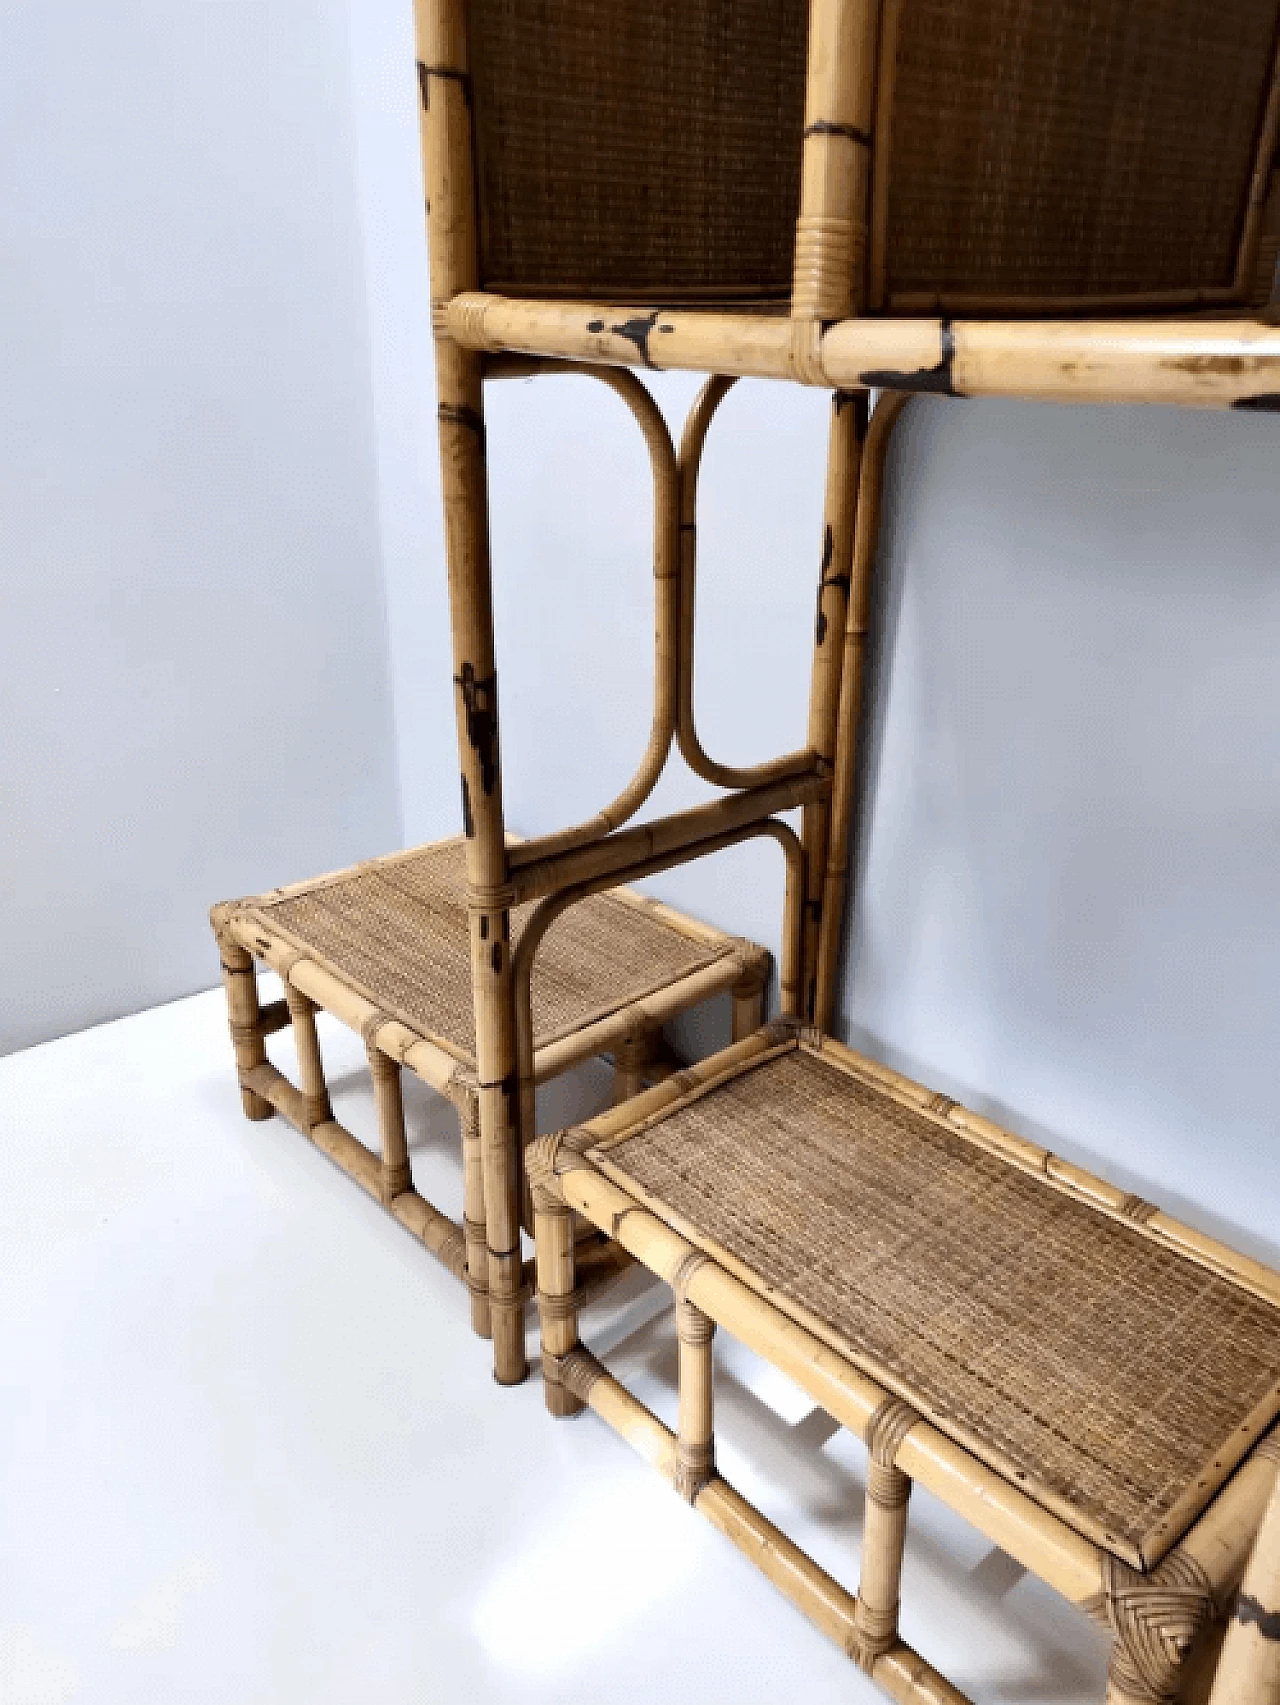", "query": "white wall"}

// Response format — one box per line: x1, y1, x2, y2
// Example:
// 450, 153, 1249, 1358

1, 0, 402, 1054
